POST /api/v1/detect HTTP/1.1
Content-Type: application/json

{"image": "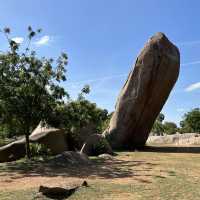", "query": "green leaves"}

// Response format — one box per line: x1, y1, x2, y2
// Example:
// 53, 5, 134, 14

181, 108, 200, 133
0, 26, 68, 136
